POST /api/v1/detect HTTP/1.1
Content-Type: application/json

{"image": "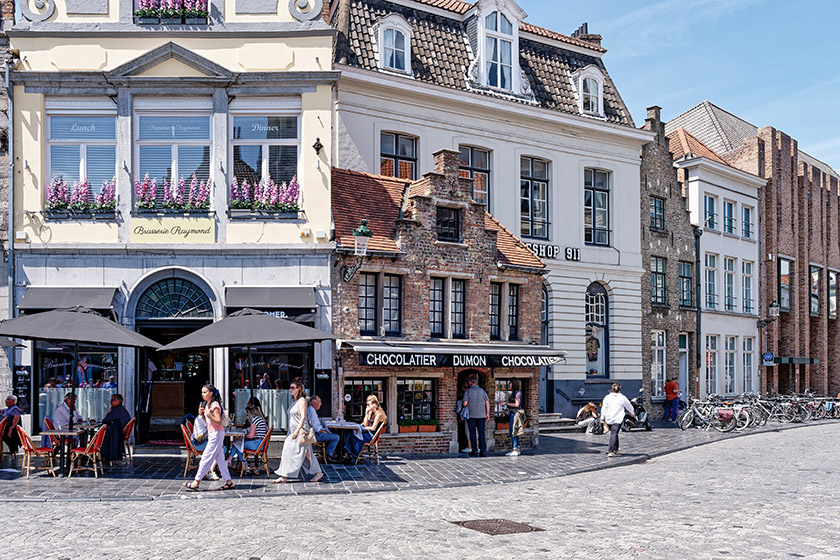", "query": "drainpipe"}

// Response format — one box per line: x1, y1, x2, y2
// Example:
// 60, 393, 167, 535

693, 226, 703, 402
5, 56, 14, 322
